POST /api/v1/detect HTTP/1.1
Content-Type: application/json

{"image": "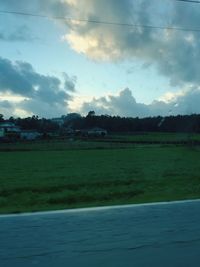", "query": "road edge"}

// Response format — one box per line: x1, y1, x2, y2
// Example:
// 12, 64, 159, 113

0, 198, 200, 218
